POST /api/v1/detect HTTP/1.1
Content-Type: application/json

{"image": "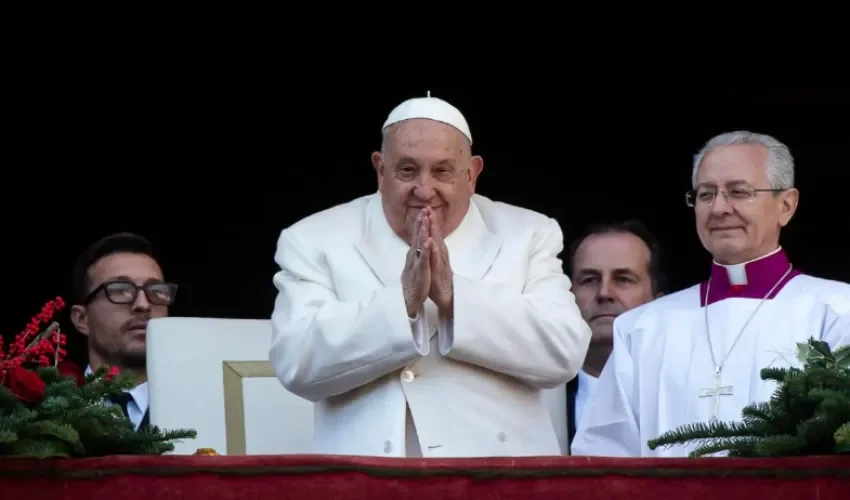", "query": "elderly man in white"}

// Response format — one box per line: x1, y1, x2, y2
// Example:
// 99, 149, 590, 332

269, 93, 591, 458
571, 131, 850, 457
